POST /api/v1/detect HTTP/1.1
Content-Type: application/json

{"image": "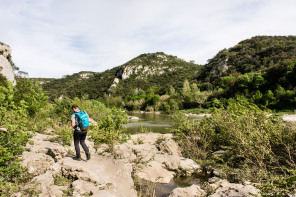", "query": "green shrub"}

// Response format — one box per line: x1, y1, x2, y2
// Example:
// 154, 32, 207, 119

0, 82, 33, 195
14, 78, 48, 116
256, 169, 296, 196
174, 96, 296, 187
89, 108, 130, 153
